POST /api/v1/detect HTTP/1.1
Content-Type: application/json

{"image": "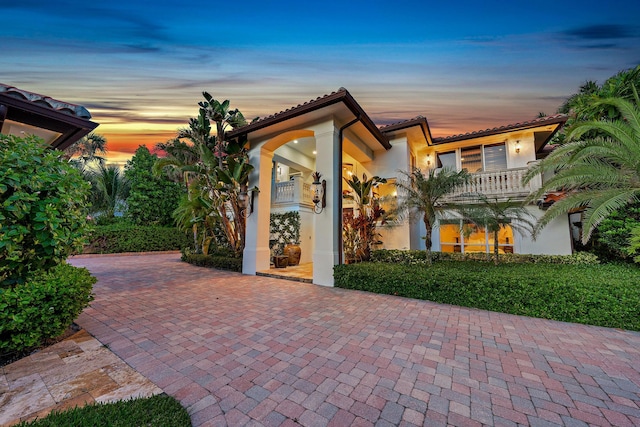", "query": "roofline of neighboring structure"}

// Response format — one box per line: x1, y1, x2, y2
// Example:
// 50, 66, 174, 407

0, 84, 98, 151
432, 114, 568, 144
380, 115, 434, 144
227, 88, 391, 150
